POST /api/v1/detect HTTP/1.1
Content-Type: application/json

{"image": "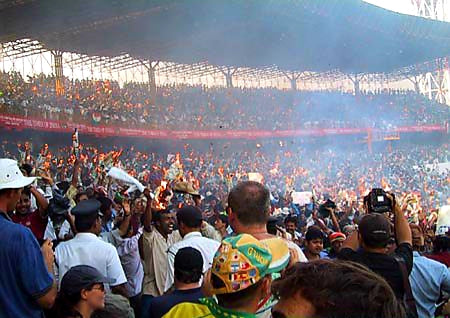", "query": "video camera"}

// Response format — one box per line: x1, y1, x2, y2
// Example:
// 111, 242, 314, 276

318, 199, 336, 218
364, 188, 395, 214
